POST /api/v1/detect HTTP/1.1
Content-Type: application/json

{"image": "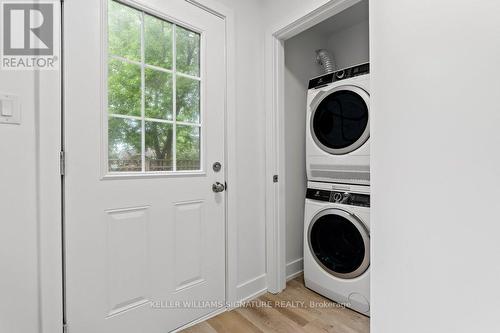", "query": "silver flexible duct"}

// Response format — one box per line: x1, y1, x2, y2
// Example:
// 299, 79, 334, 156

315, 49, 335, 74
